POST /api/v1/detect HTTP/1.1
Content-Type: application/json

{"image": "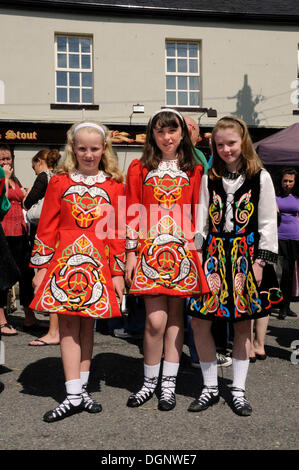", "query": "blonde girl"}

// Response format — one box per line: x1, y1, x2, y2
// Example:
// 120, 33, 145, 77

30, 121, 125, 422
